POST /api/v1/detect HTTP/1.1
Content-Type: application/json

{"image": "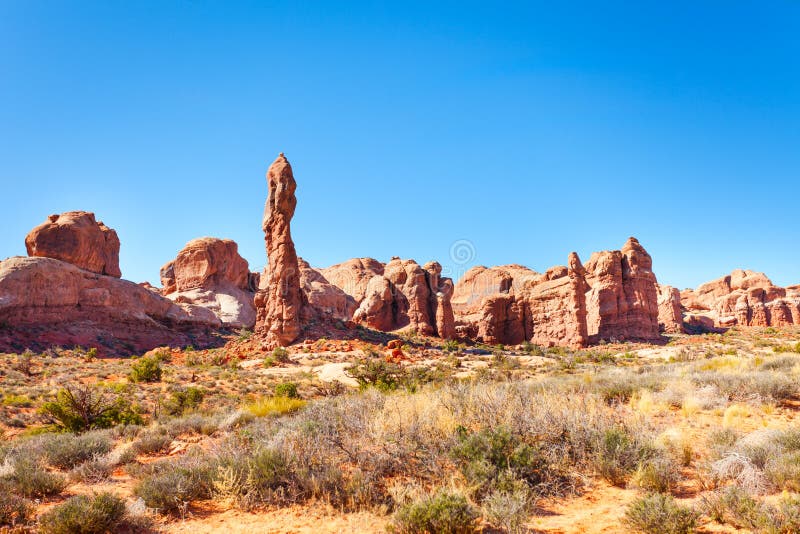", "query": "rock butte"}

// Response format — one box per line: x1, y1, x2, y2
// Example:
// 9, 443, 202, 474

1, 153, 797, 355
